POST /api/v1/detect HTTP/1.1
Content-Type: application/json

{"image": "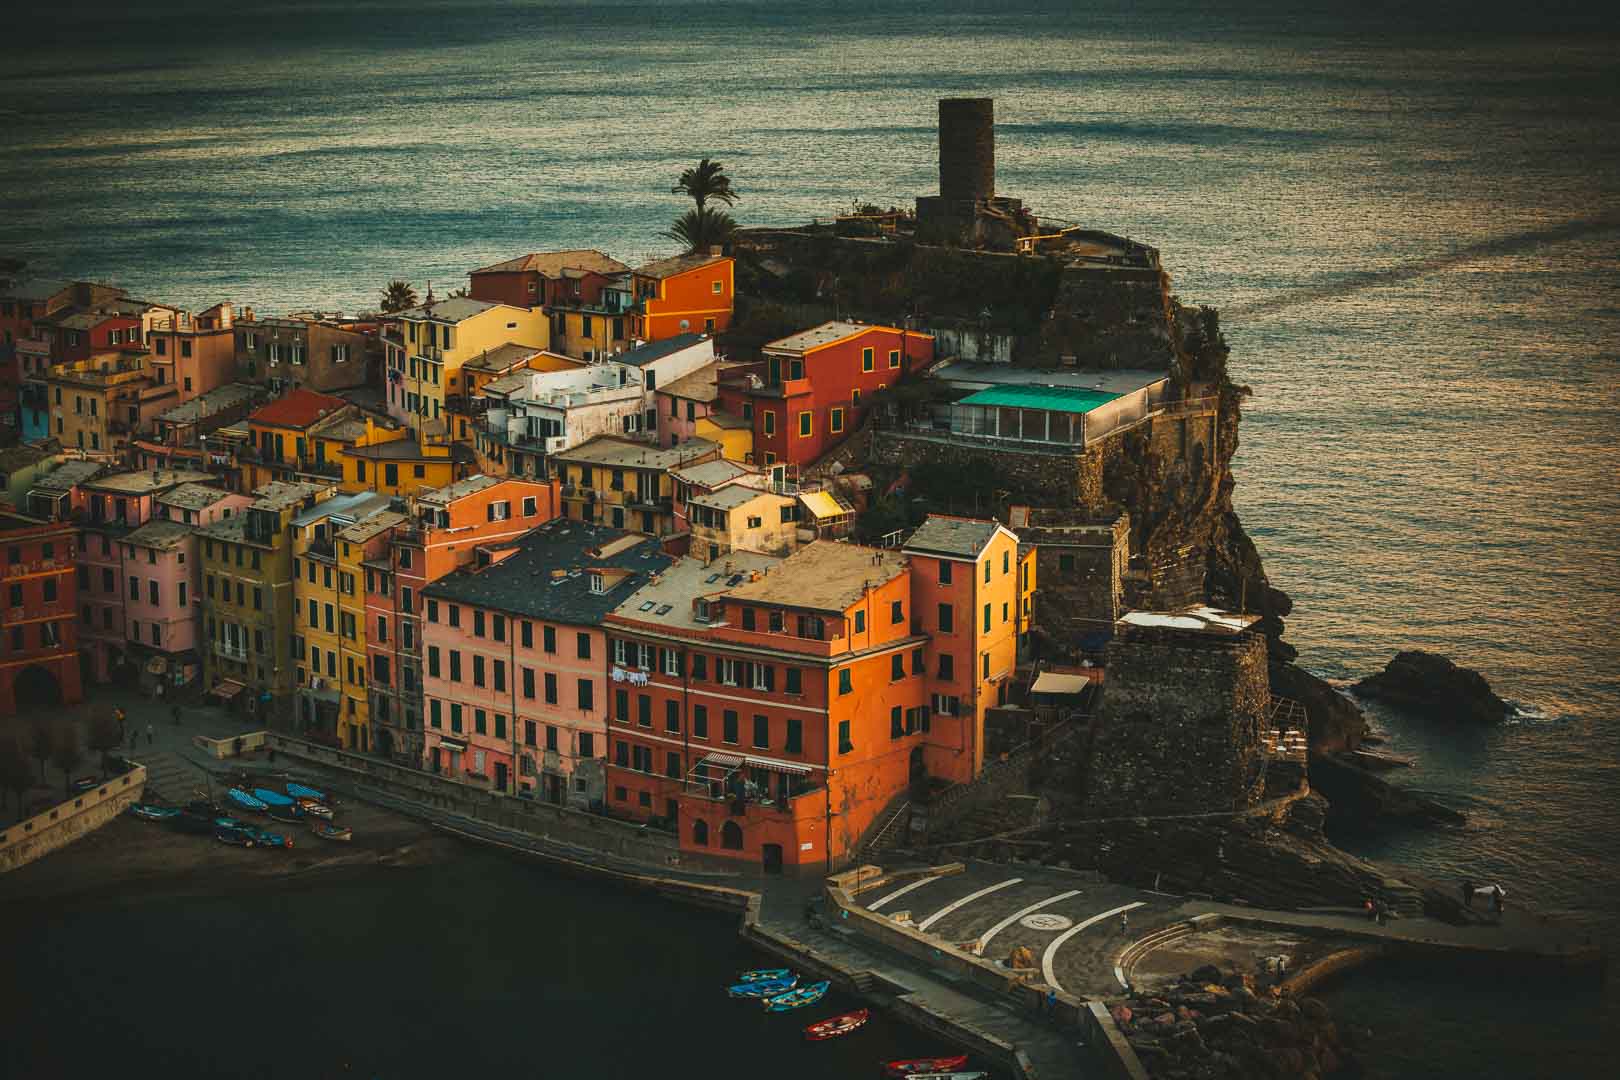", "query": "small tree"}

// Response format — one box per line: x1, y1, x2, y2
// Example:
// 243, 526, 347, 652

88, 711, 122, 774
0, 732, 32, 820
28, 717, 53, 783
50, 721, 82, 796
379, 280, 419, 314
